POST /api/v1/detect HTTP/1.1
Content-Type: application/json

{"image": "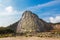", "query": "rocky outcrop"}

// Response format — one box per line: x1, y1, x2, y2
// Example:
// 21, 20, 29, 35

51, 23, 60, 32
7, 11, 60, 35
16, 11, 53, 34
